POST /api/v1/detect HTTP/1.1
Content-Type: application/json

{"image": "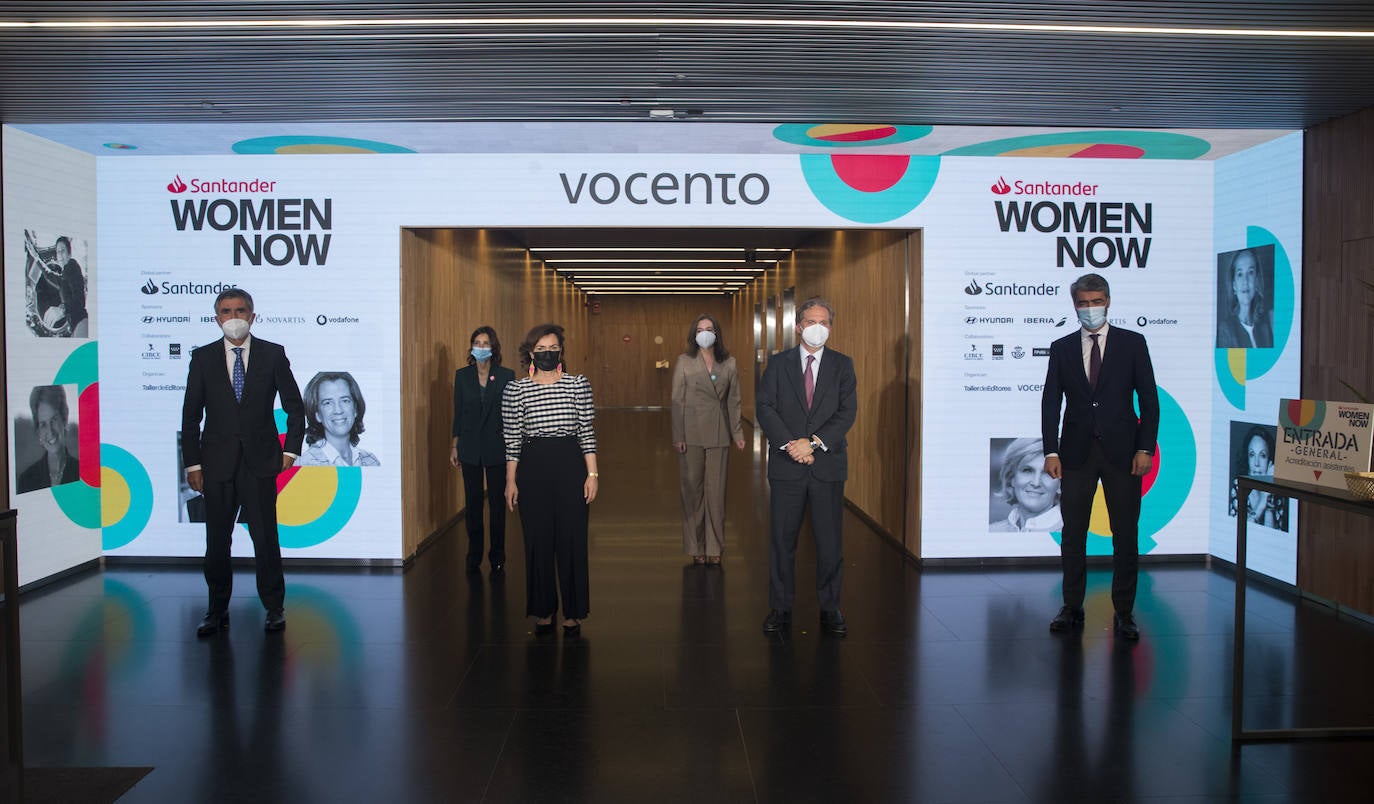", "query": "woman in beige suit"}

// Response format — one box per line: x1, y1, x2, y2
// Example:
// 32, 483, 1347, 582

672, 314, 745, 565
